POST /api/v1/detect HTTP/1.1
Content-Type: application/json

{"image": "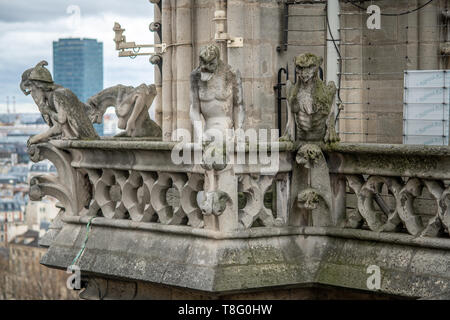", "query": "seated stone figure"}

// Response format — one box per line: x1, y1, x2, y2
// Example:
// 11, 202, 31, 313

190, 44, 245, 218
20, 61, 99, 145
190, 44, 244, 144
86, 84, 162, 138
283, 53, 339, 143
